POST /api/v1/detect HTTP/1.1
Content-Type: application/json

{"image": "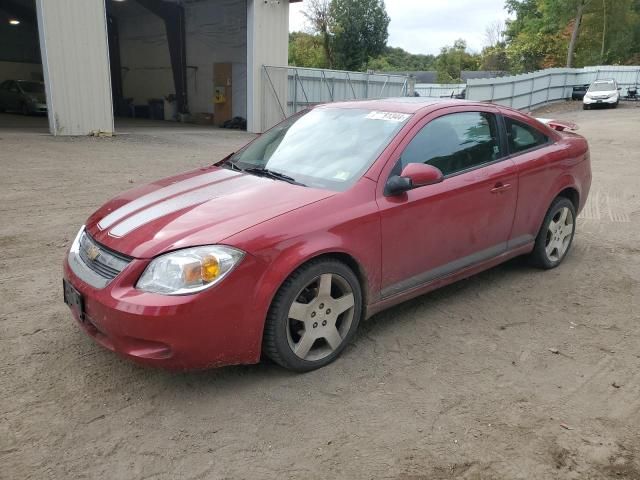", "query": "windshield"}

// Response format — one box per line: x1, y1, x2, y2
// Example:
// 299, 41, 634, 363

18, 81, 45, 93
228, 107, 411, 191
589, 82, 615, 92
